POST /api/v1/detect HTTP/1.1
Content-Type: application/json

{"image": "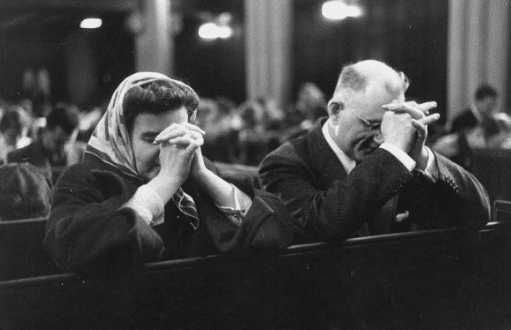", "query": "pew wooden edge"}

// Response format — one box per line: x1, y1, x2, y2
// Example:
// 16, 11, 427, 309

0, 220, 504, 290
